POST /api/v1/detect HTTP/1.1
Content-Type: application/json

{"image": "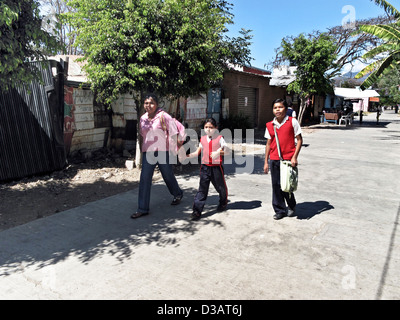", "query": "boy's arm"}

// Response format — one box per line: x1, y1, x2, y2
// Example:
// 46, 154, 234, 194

291, 134, 303, 167
264, 139, 271, 174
